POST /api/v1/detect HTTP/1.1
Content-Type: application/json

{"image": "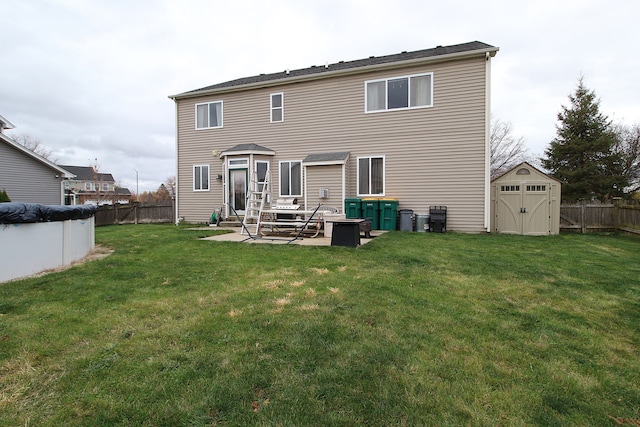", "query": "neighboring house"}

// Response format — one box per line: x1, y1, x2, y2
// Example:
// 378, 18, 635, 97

59, 165, 132, 205
0, 115, 74, 204
170, 41, 499, 232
